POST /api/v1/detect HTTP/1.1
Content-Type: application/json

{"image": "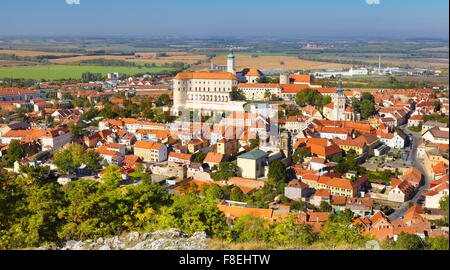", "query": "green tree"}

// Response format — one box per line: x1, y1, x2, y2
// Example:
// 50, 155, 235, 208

351, 97, 361, 113
205, 184, 226, 201
141, 173, 152, 185
292, 148, 311, 164
210, 162, 240, 181
290, 200, 307, 211
395, 232, 424, 250
320, 214, 367, 246
5, 140, 24, 166
270, 214, 315, 247
53, 144, 101, 174
232, 215, 271, 242
230, 187, 246, 202
361, 92, 375, 103
433, 101, 441, 112
101, 165, 122, 188
82, 150, 102, 172
230, 86, 246, 101
1, 182, 63, 249
264, 90, 272, 101
155, 94, 171, 107
19, 164, 50, 184
67, 123, 84, 140
294, 88, 330, 109
193, 151, 207, 163
360, 99, 376, 120
425, 236, 449, 250
267, 160, 286, 185
249, 134, 260, 150
334, 162, 349, 174
319, 201, 332, 212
